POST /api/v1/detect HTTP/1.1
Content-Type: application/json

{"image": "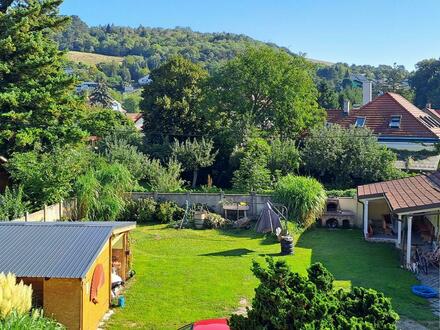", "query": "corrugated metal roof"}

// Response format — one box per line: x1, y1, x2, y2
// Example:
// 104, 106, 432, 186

0, 222, 135, 279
